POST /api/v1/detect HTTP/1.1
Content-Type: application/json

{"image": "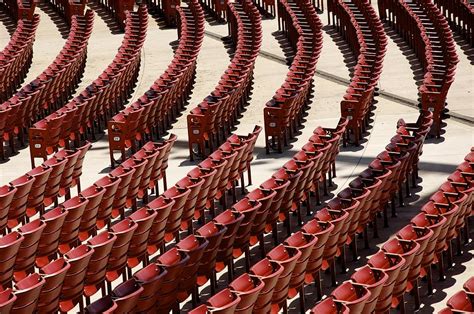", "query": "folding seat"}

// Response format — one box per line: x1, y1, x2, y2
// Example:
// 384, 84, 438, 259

272, 167, 302, 236
25, 165, 52, 218
121, 157, 148, 211
447, 290, 474, 312
350, 265, 388, 313
112, 278, 144, 313
301, 218, 334, 299
159, 134, 177, 190
266, 244, 302, 313
0, 185, 16, 235
142, 141, 170, 194
127, 208, 158, 269
247, 187, 276, 254
35, 207, 68, 268
0, 286, 16, 313
85, 296, 118, 313
0, 231, 24, 286
311, 297, 350, 314
12, 273, 46, 313
198, 157, 228, 217
176, 176, 205, 233
220, 141, 248, 202
396, 223, 434, 308
110, 166, 136, 219
84, 231, 117, 302
106, 219, 138, 288
79, 185, 106, 241
211, 149, 238, 209
146, 196, 175, 255
315, 207, 349, 286
71, 141, 92, 193
175, 234, 209, 304
15, 219, 47, 281
37, 258, 71, 313
196, 221, 227, 294
421, 200, 459, 278
133, 148, 160, 203
133, 263, 168, 312
381, 238, 420, 311
187, 166, 217, 223
229, 272, 265, 313
54, 149, 81, 200
163, 186, 191, 242
284, 231, 318, 309
261, 177, 290, 244
60, 244, 95, 312
330, 281, 371, 313
93, 175, 121, 229
8, 174, 35, 229
42, 156, 68, 207
155, 247, 190, 313
464, 276, 474, 293
58, 196, 89, 254
214, 209, 244, 280
232, 197, 261, 269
